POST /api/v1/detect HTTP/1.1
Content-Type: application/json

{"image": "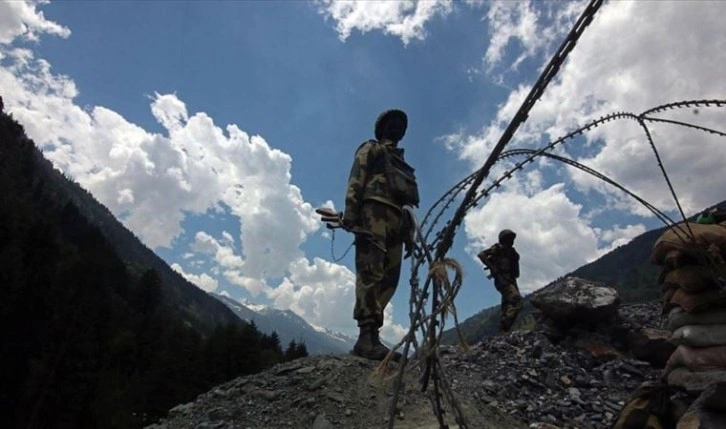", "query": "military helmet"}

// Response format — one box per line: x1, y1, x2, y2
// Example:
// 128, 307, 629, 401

498, 229, 516, 243
375, 109, 408, 141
